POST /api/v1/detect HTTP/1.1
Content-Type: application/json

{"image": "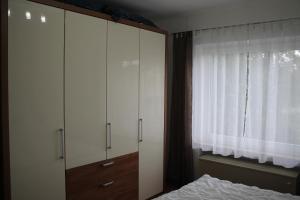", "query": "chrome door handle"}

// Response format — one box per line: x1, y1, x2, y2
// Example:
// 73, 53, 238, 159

102, 161, 114, 167
106, 123, 112, 149
59, 128, 65, 159
100, 181, 114, 187
138, 119, 143, 142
